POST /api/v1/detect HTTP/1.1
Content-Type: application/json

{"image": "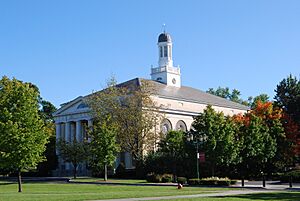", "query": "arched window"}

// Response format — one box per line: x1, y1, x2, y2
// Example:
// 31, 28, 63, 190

156, 77, 162, 82
77, 103, 88, 109
161, 119, 172, 134
176, 120, 187, 132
